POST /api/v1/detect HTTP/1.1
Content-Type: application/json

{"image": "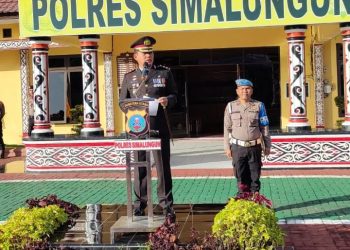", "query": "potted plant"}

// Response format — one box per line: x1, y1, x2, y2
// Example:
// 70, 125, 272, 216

0, 194, 80, 250
0, 205, 67, 249
334, 96, 345, 129
212, 194, 284, 250
148, 193, 284, 250
70, 104, 84, 135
